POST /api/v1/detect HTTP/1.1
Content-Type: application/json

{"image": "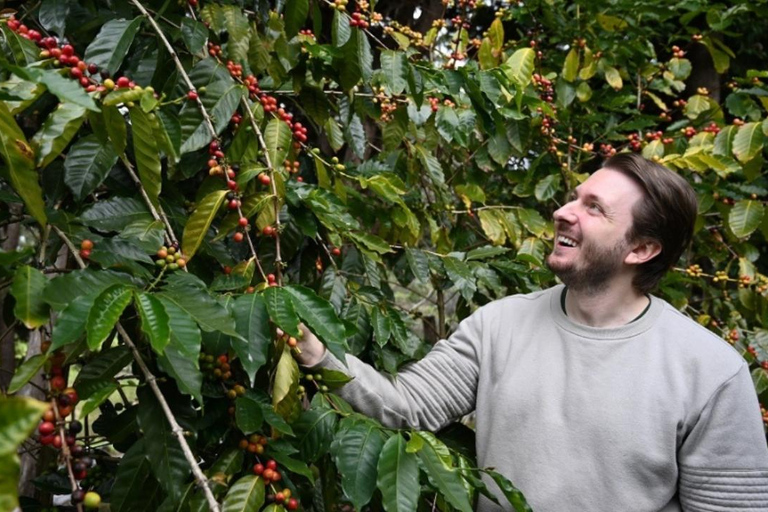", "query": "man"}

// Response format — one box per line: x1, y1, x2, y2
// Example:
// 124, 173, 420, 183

294, 154, 768, 511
